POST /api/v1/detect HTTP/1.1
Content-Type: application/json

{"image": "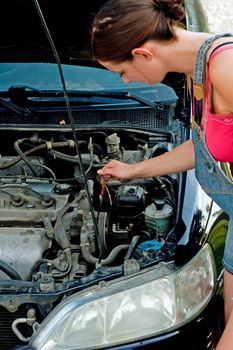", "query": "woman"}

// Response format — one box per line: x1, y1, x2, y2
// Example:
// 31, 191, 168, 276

91, 1, 233, 348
